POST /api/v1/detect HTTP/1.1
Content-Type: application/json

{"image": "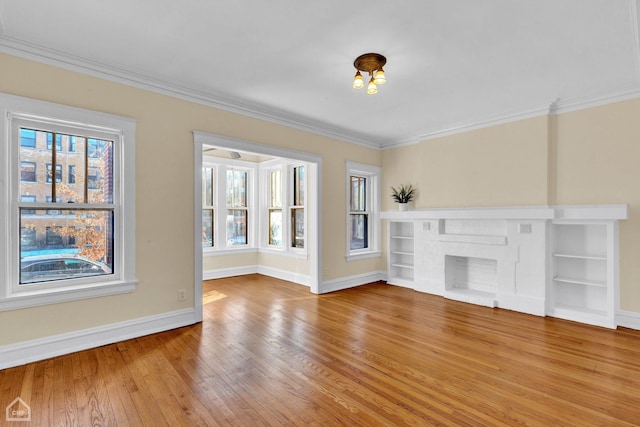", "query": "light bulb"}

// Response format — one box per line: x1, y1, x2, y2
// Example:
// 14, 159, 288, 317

373, 69, 386, 85
366, 77, 377, 94
352, 71, 364, 89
